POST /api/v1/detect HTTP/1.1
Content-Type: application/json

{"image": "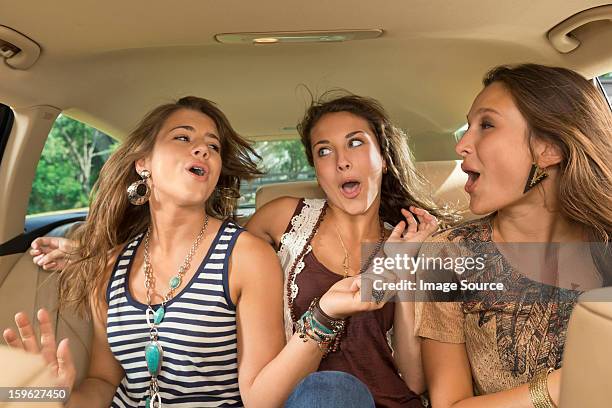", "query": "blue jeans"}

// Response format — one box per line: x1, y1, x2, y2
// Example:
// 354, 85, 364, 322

285, 371, 375, 408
